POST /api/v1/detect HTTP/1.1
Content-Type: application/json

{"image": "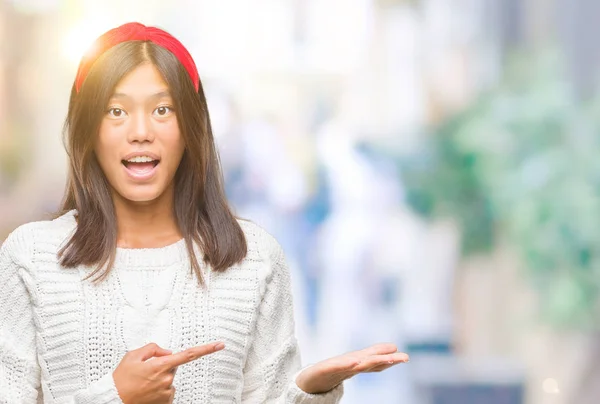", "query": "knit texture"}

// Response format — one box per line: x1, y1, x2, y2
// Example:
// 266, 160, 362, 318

0, 210, 344, 403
